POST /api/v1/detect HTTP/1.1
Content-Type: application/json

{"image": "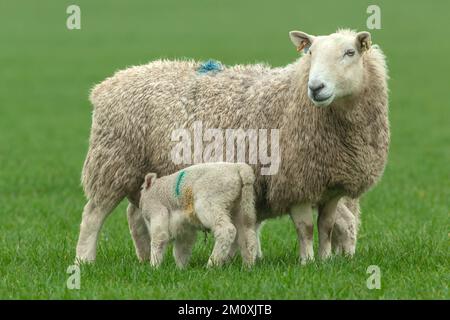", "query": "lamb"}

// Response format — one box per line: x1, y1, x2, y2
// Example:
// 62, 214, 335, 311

75, 29, 389, 265
139, 162, 257, 268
